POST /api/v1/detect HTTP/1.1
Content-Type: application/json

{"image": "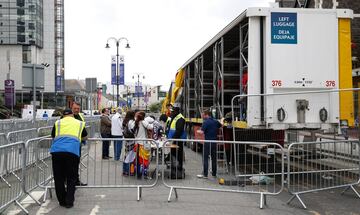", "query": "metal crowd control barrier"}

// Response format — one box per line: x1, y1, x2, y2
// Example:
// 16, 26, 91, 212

14, 119, 33, 130
0, 142, 28, 214
0, 119, 15, 134
7, 128, 38, 144
37, 126, 53, 137
287, 140, 360, 209
162, 139, 285, 209
0, 133, 8, 146
22, 137, 52, 207
42, 138, 159, 202
86, 121, 100, 138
